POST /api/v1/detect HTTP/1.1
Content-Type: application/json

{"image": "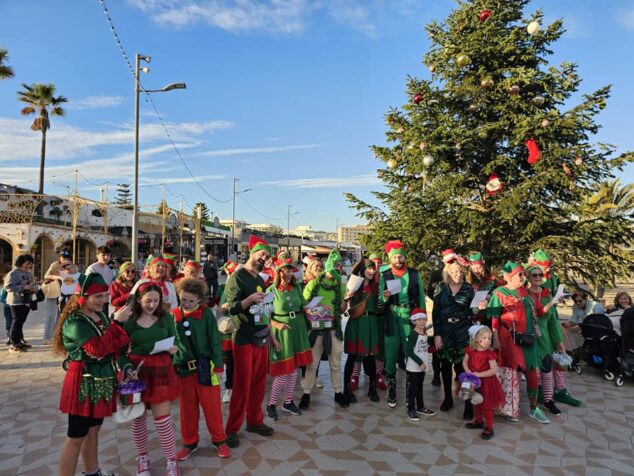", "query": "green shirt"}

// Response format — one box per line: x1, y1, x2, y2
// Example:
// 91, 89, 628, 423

378, 267, 426, 310
303, 275, 346, 330
172, 307, 223, 377
224, 267, 268, 344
